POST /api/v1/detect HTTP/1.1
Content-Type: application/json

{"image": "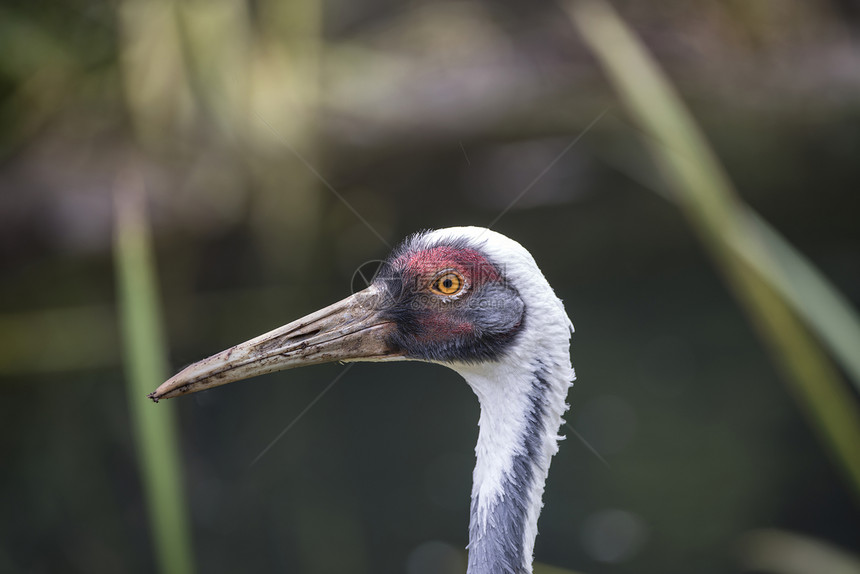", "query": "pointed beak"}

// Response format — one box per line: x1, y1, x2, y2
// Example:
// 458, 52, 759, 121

148, 286, 403, 402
